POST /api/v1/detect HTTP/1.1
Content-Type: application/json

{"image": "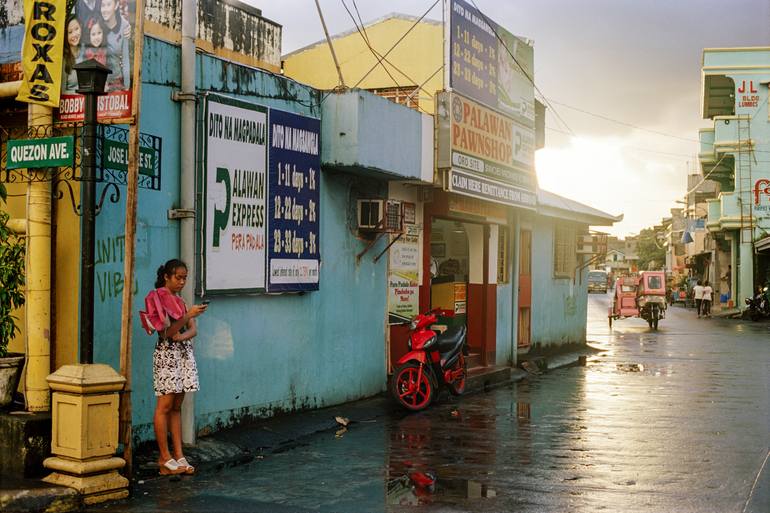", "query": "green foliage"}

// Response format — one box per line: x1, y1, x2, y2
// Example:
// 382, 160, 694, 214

636, 228, 666, 271
0, 207, 25, 358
